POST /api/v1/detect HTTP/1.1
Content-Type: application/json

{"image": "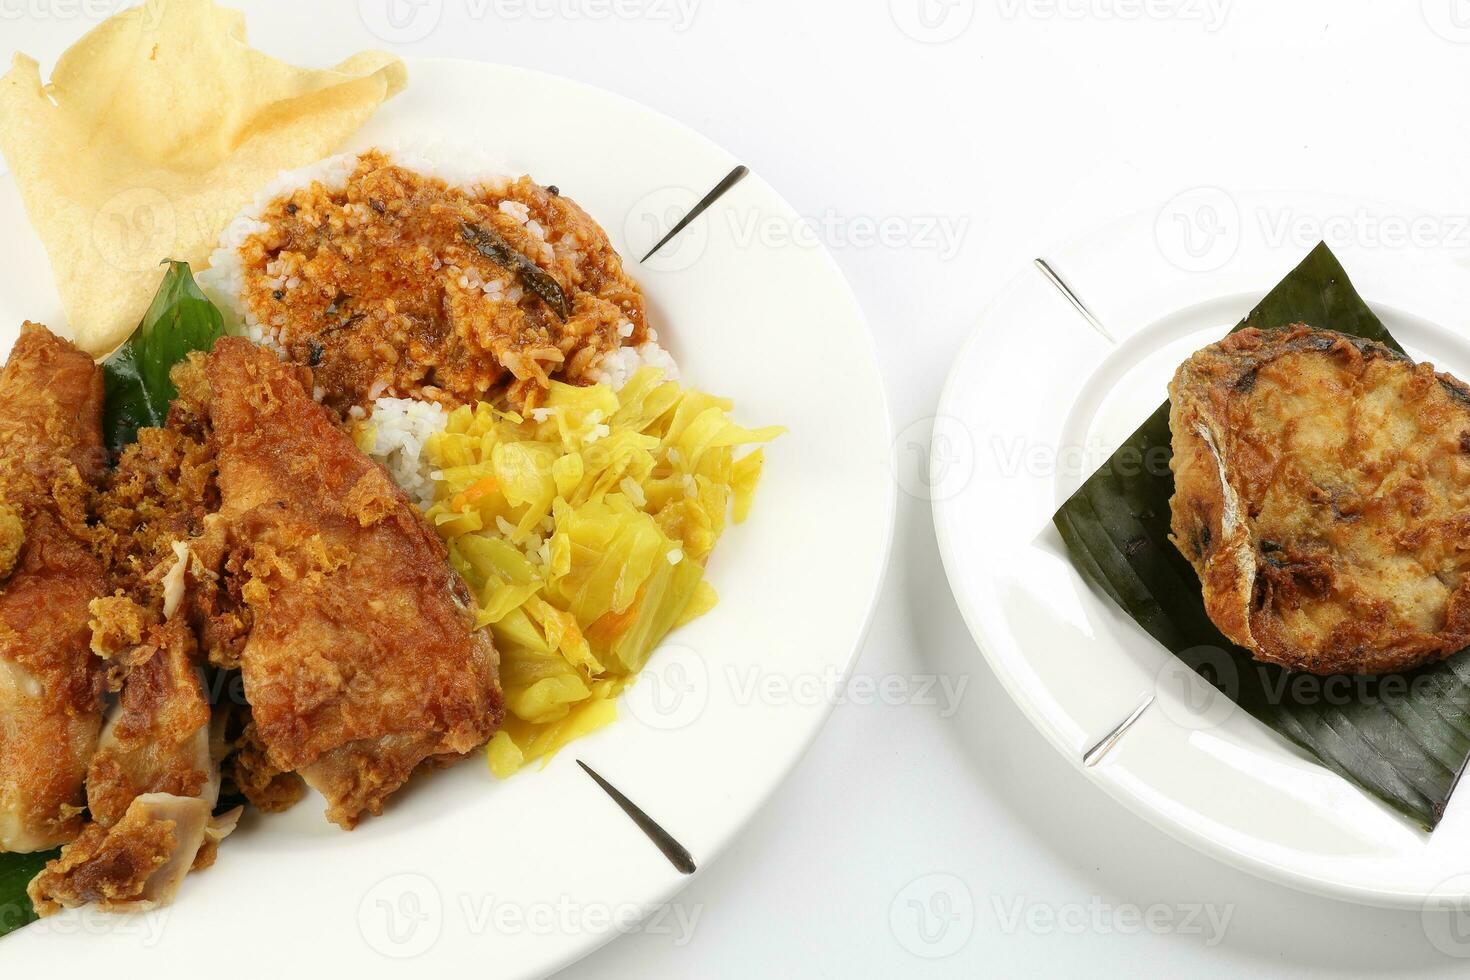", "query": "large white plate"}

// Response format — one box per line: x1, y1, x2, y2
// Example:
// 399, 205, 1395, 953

0, 59, 893, 976
932, 189, 1470, 909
